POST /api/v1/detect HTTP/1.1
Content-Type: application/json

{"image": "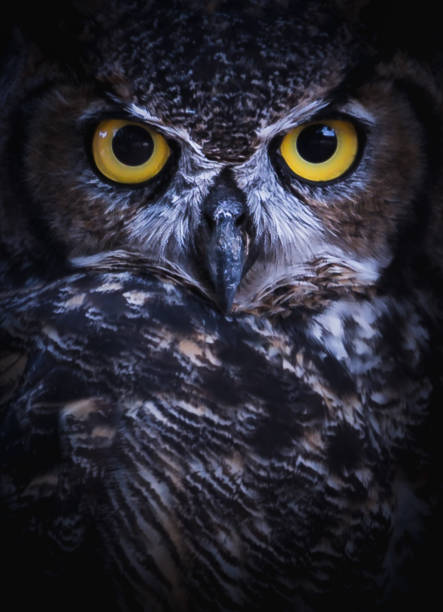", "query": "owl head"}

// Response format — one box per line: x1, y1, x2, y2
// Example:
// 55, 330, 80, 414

1, 0, 442, 313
